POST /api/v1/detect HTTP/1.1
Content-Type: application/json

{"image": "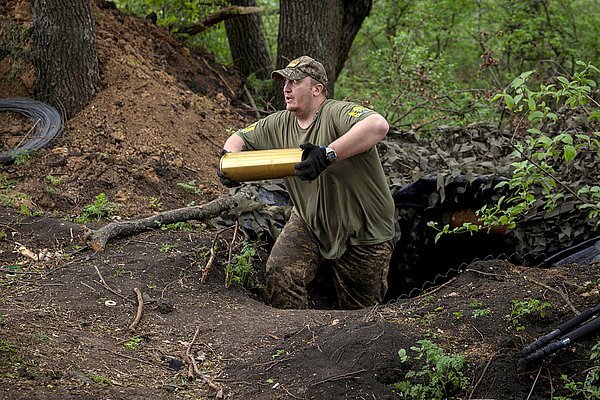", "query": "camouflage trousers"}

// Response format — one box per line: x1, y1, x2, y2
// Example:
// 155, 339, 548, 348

265, 213, 393, 310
